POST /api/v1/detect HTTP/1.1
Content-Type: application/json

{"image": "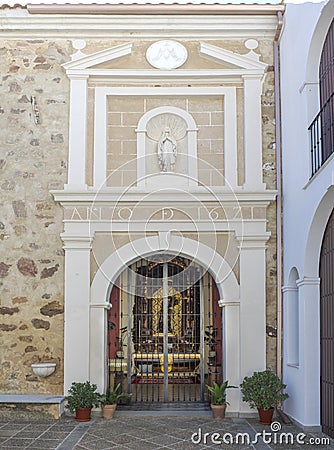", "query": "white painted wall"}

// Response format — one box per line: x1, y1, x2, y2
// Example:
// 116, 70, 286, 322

280, 0, 334, 429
